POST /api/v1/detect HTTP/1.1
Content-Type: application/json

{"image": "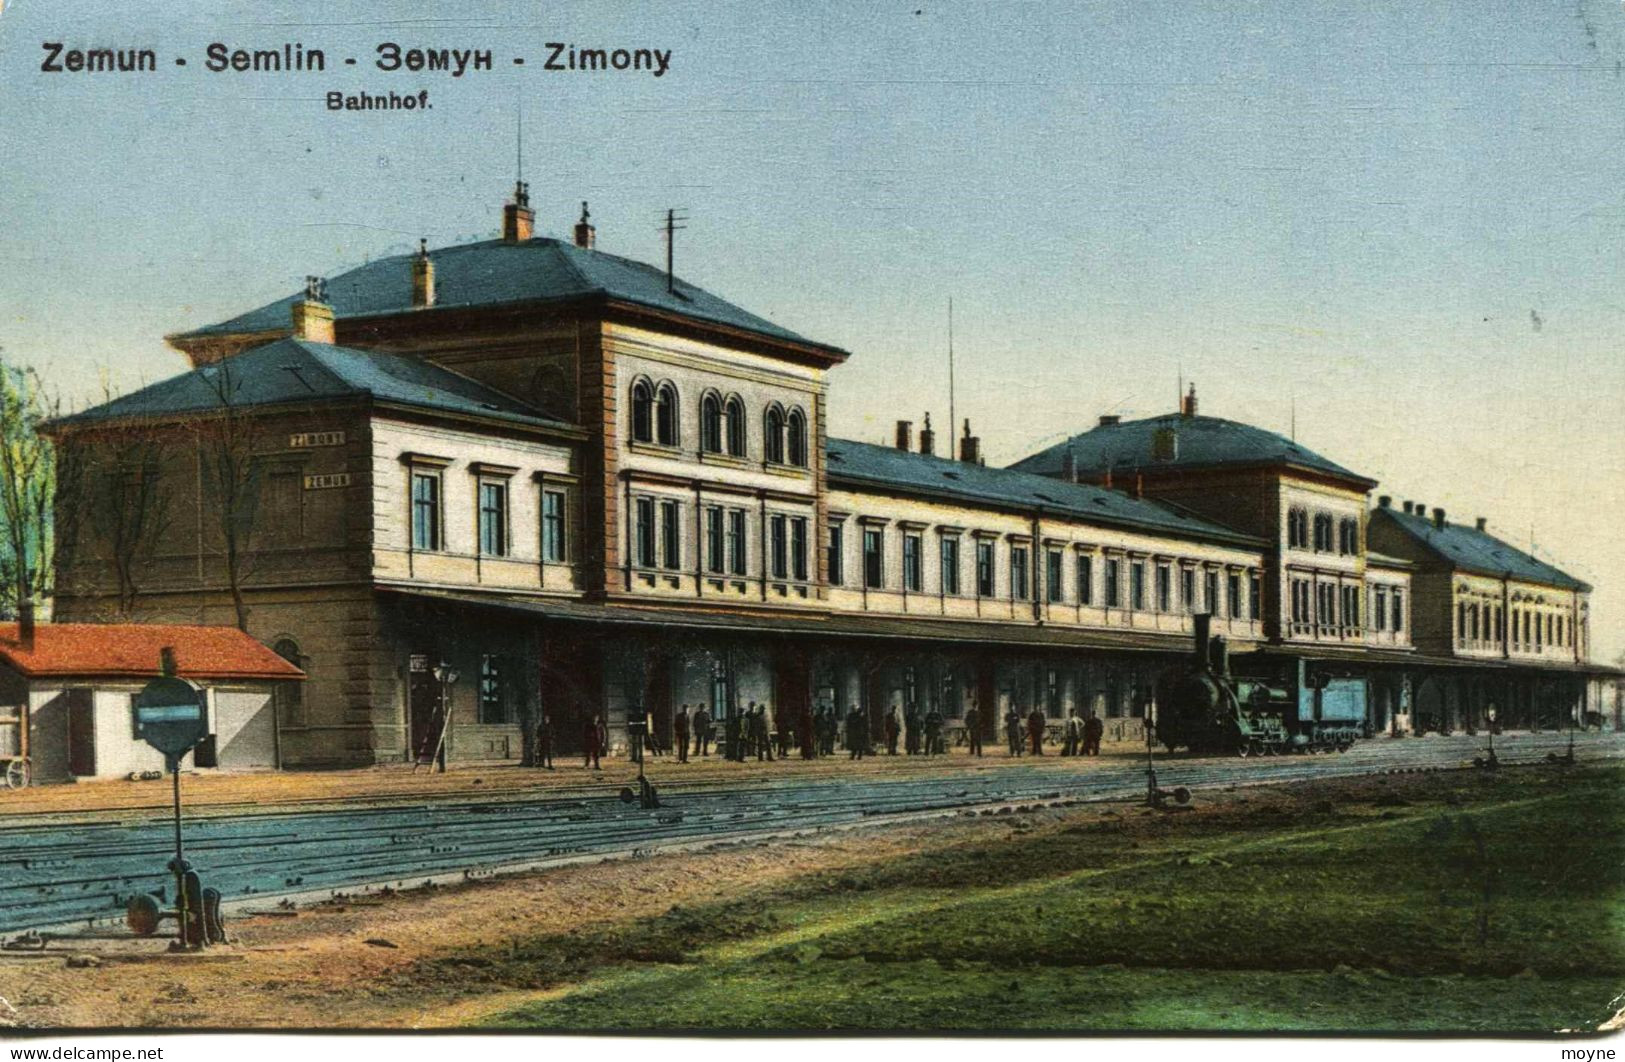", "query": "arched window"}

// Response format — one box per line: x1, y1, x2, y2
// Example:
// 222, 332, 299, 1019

655, 382, 679, 446
764, 405, 786, 464
272, 638, 304, 727
630, 379, 654, 443
786, 407, 808, 467
724, 396, 746, 457
701, 393, 723, 453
